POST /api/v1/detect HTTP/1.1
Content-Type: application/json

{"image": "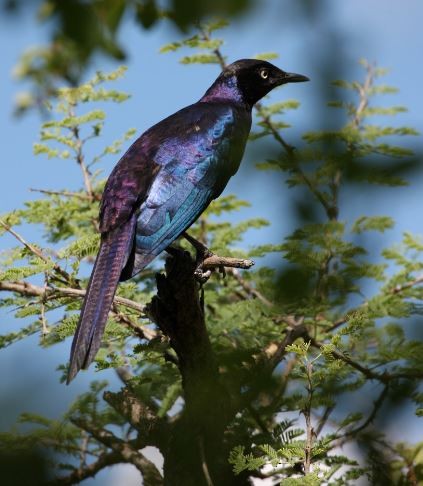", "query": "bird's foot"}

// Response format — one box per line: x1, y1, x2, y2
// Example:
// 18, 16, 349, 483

194, 267, 212, 283
182, 232, 215, 283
